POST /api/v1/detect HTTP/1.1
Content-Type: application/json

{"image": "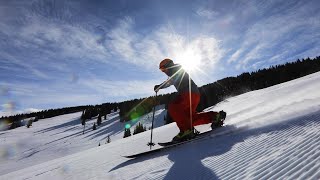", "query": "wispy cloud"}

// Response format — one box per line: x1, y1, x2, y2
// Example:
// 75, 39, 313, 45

18, 16, 111, 64
2, 5, 225, 77
0, 51, 50, 79
108, 19, 225, 72
196, 7, 219, 19
79, 77, 164, 100
0, 3, 114, 81
226, 0, 320, 70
